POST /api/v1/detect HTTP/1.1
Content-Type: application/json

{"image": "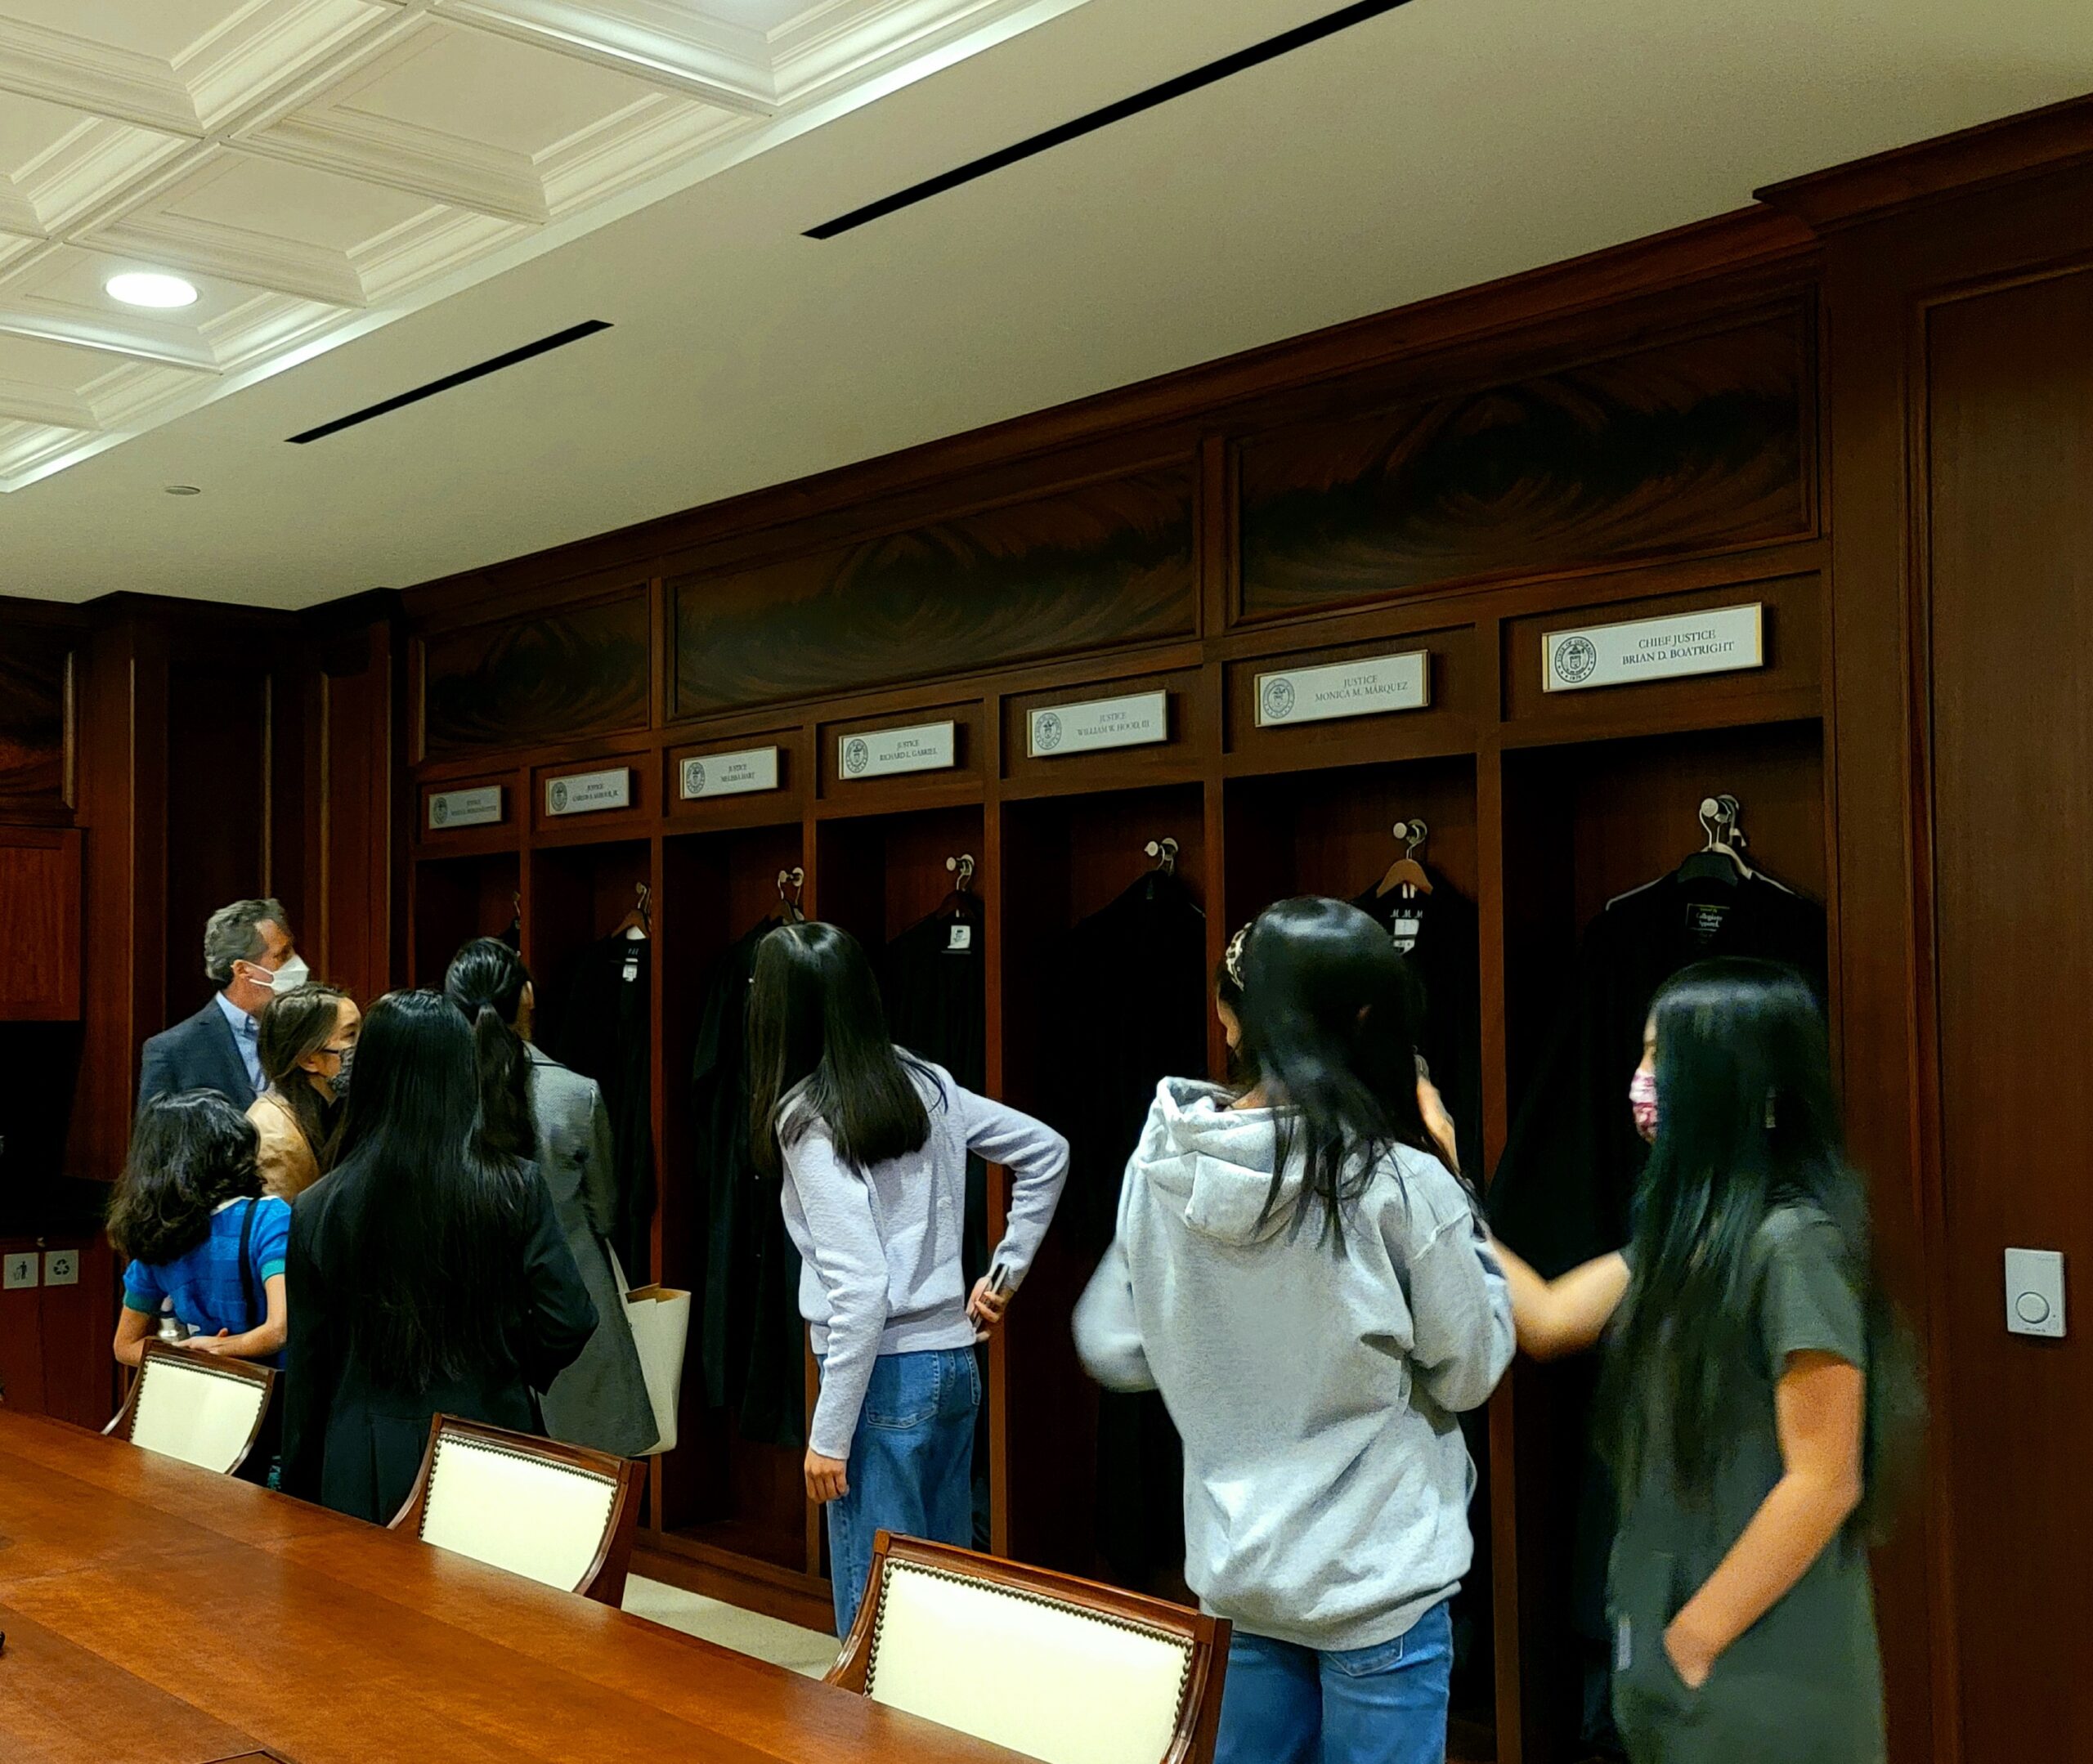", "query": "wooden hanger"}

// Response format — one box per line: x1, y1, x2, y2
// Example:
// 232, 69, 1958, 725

1374, 820, 1434, 898
613, 882, 652, 939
